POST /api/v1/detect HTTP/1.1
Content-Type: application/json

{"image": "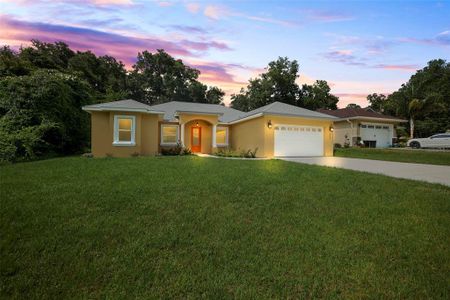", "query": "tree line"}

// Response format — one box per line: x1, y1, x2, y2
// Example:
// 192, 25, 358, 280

0, 40, 448, 163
